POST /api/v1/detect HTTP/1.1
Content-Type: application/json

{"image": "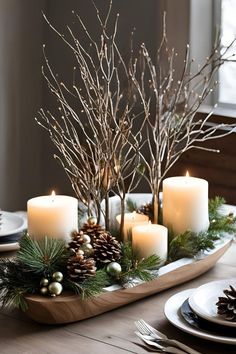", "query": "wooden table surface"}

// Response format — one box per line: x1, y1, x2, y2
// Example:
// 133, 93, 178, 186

1, 242, 236, 354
